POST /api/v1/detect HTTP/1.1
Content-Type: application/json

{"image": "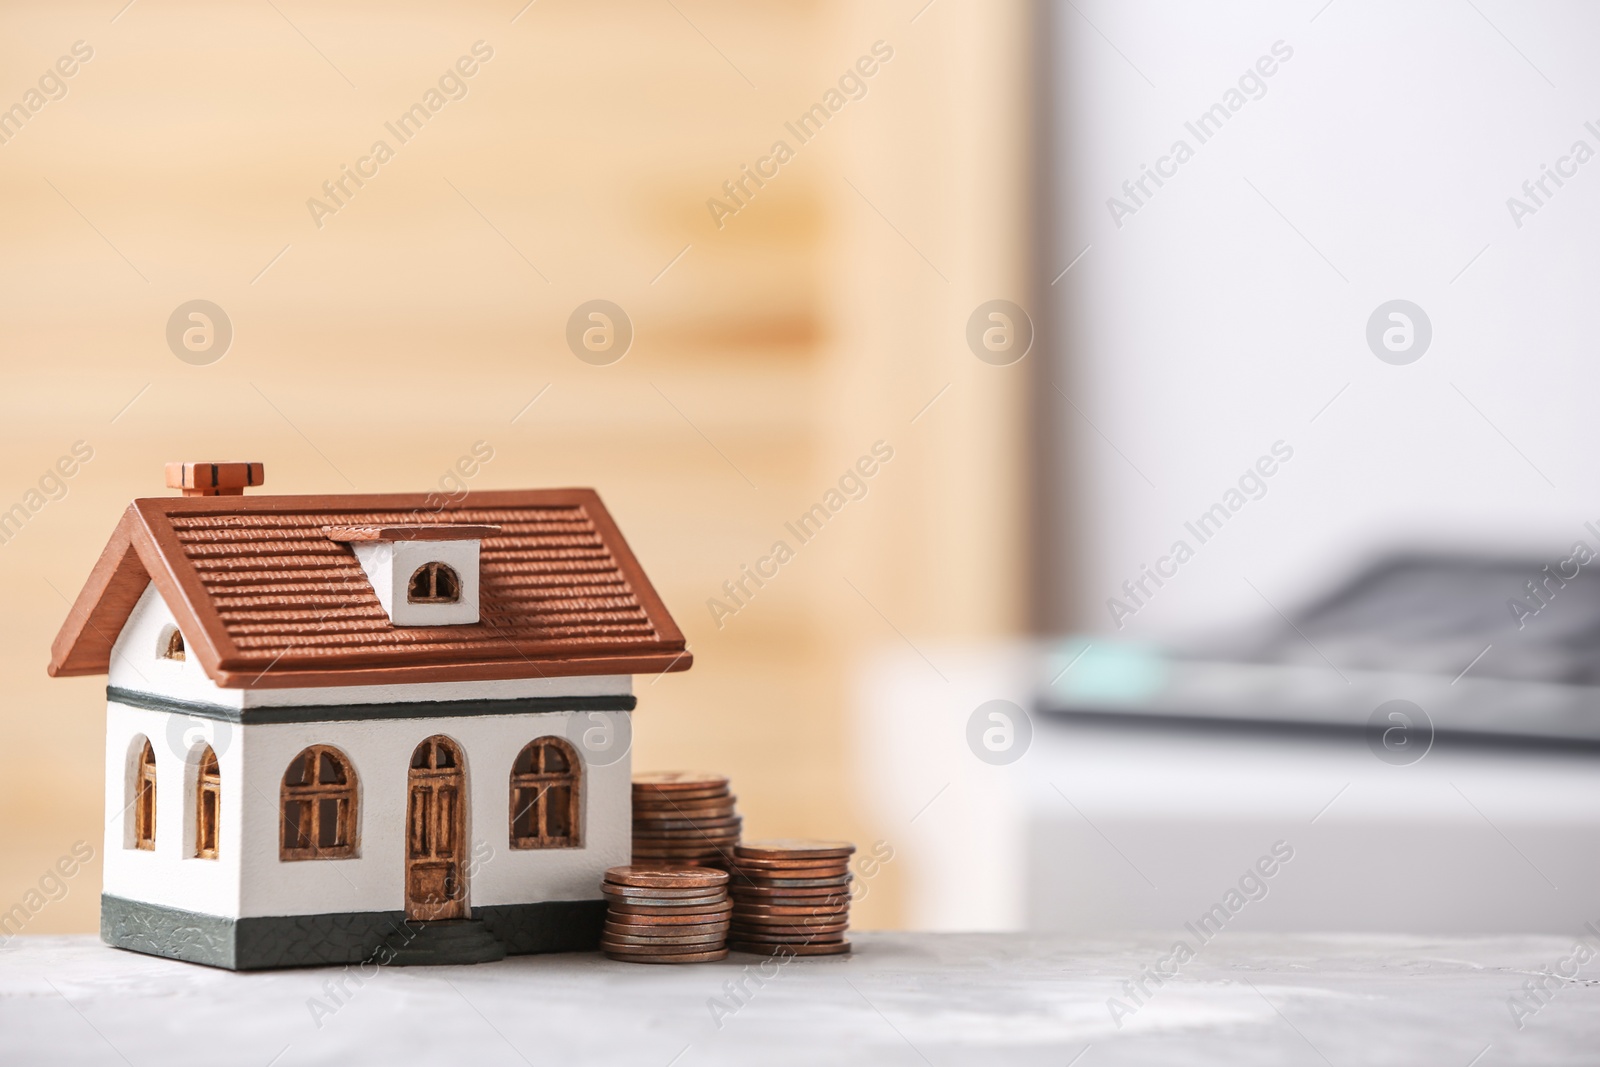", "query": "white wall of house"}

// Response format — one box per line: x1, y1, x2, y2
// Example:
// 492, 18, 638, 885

234, 710, 630, 917
102, 585, 636, 920
103, 703, 243, 917
105, 699, 632, 919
